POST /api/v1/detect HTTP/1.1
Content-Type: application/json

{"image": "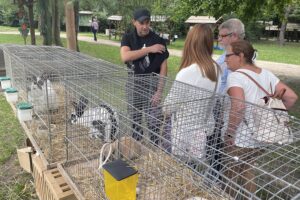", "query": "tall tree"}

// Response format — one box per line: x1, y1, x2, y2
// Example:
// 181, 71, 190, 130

52, 0, 62, 46
64, 0, 77, 51
24, 0, 36, 45
175, 0, 300, 45
79, 0, 118, 15
265, 0, 300, 45
38, 0, 52, 45
73, 0, 80, 51
17, 0, 25, 19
